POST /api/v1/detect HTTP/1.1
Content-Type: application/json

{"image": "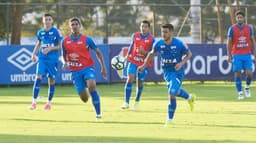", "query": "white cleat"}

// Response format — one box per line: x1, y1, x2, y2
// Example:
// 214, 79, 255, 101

133, 101, 139, 110
121, 102, 129, 109
238, 95, 244, 100
244, 88, 251, 98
